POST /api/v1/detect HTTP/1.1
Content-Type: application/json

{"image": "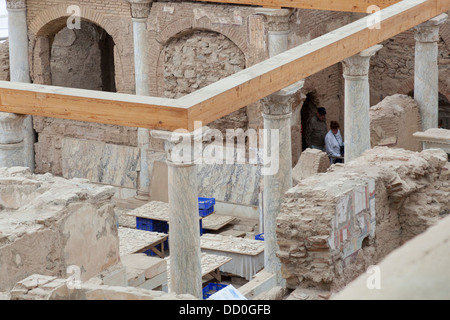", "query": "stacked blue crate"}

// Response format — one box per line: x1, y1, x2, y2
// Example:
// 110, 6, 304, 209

136, 198, 215, 256
198, 197, 215, 217
202, 283, 228, 299
255, 233, 264, 241
136, 217, 169, 257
